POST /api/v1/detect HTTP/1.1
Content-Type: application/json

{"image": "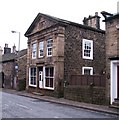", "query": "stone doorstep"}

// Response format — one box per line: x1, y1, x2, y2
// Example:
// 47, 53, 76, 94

32, 92, 44, 96
110, 105, 119, 109
110, 98, 119, 109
